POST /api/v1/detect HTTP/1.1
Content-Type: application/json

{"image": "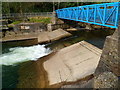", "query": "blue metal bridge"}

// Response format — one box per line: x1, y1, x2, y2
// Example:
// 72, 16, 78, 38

56, 2, 120, 28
